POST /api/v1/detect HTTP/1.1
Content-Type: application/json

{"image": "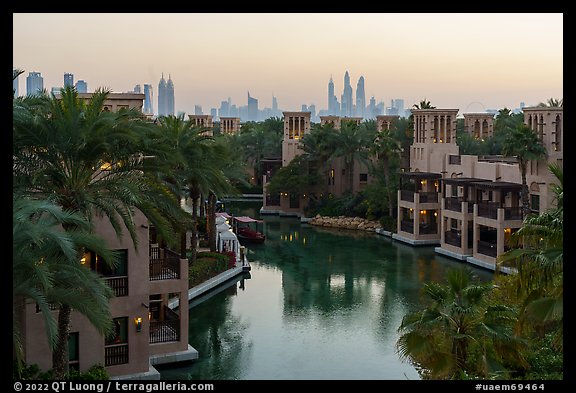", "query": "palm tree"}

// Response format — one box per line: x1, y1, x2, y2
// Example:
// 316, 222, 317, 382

331, 120, 372, 193
397, 268, 525, 379
498, 163, 563, 350
501, 124, 547, 218
369, 125, 402, 217
537, 98, 563, 107
154, 114, 217, 263
302, 123, 337, 195
13, 86, 188, 379
412, 99, 436, 110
